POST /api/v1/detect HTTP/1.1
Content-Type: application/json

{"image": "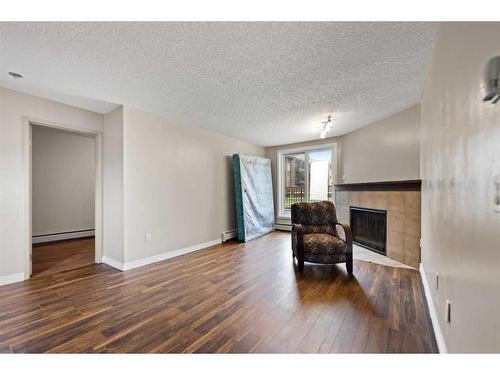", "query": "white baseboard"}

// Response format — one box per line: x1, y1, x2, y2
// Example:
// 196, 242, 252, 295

101, 256, 125, 271
102, 238, 222, 272
419, 263, 447, 353
0, 273, 25, 286
221, 229, 238, 242
124, 238, 221, 270
32, 229, 95, 244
